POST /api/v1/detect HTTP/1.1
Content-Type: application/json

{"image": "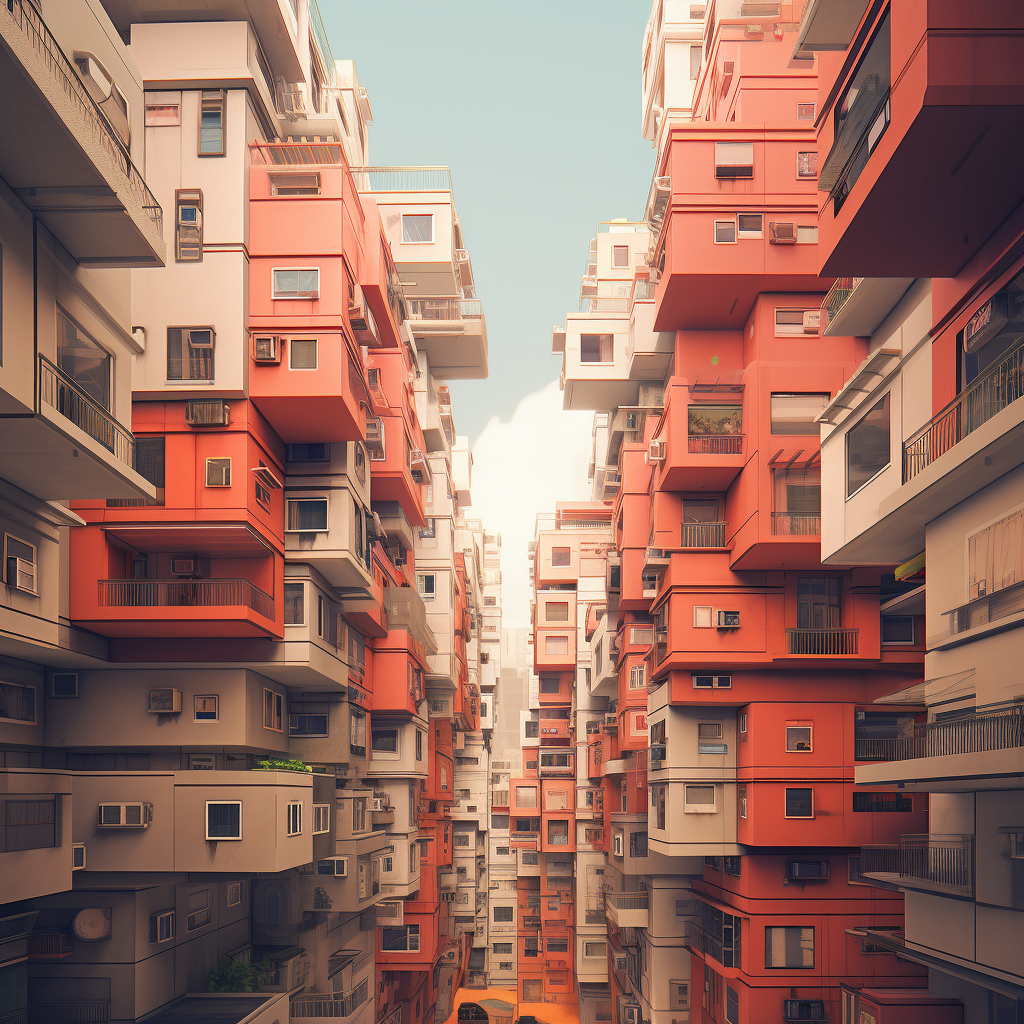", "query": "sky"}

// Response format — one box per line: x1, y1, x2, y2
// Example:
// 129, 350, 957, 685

321, 1, 656, 625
